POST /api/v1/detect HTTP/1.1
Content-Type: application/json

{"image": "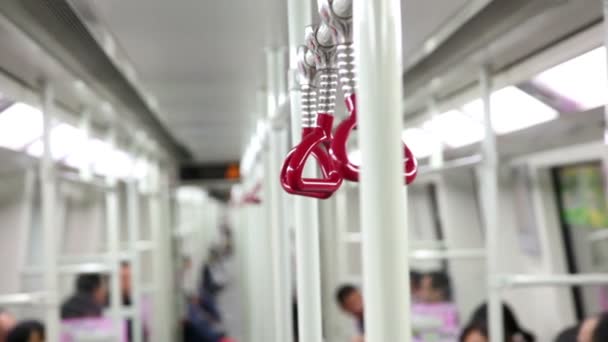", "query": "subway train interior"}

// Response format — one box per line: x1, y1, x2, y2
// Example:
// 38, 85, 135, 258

1, 0, 608, 341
